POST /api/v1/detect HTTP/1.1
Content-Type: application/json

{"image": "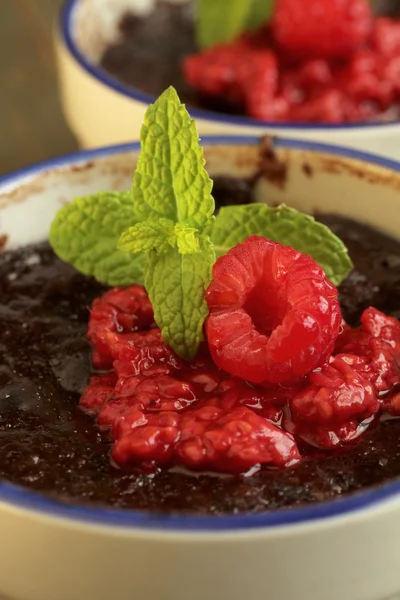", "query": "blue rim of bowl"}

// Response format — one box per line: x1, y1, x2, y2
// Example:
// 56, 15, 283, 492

59, 0, 400, 132
1, 134, 400, 531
